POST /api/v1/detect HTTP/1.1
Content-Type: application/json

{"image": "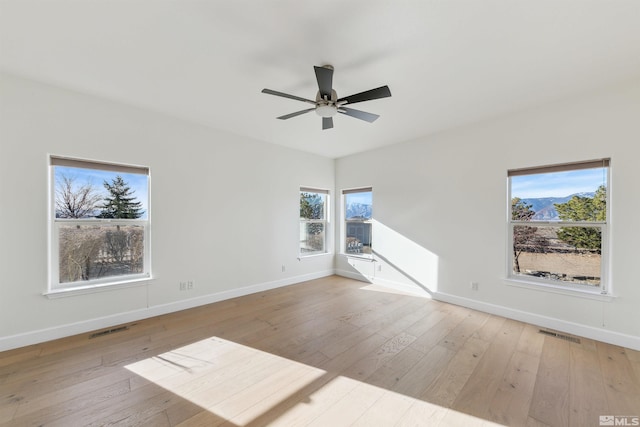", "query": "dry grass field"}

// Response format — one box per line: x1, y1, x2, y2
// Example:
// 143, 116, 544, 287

517, 252, 601, 285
